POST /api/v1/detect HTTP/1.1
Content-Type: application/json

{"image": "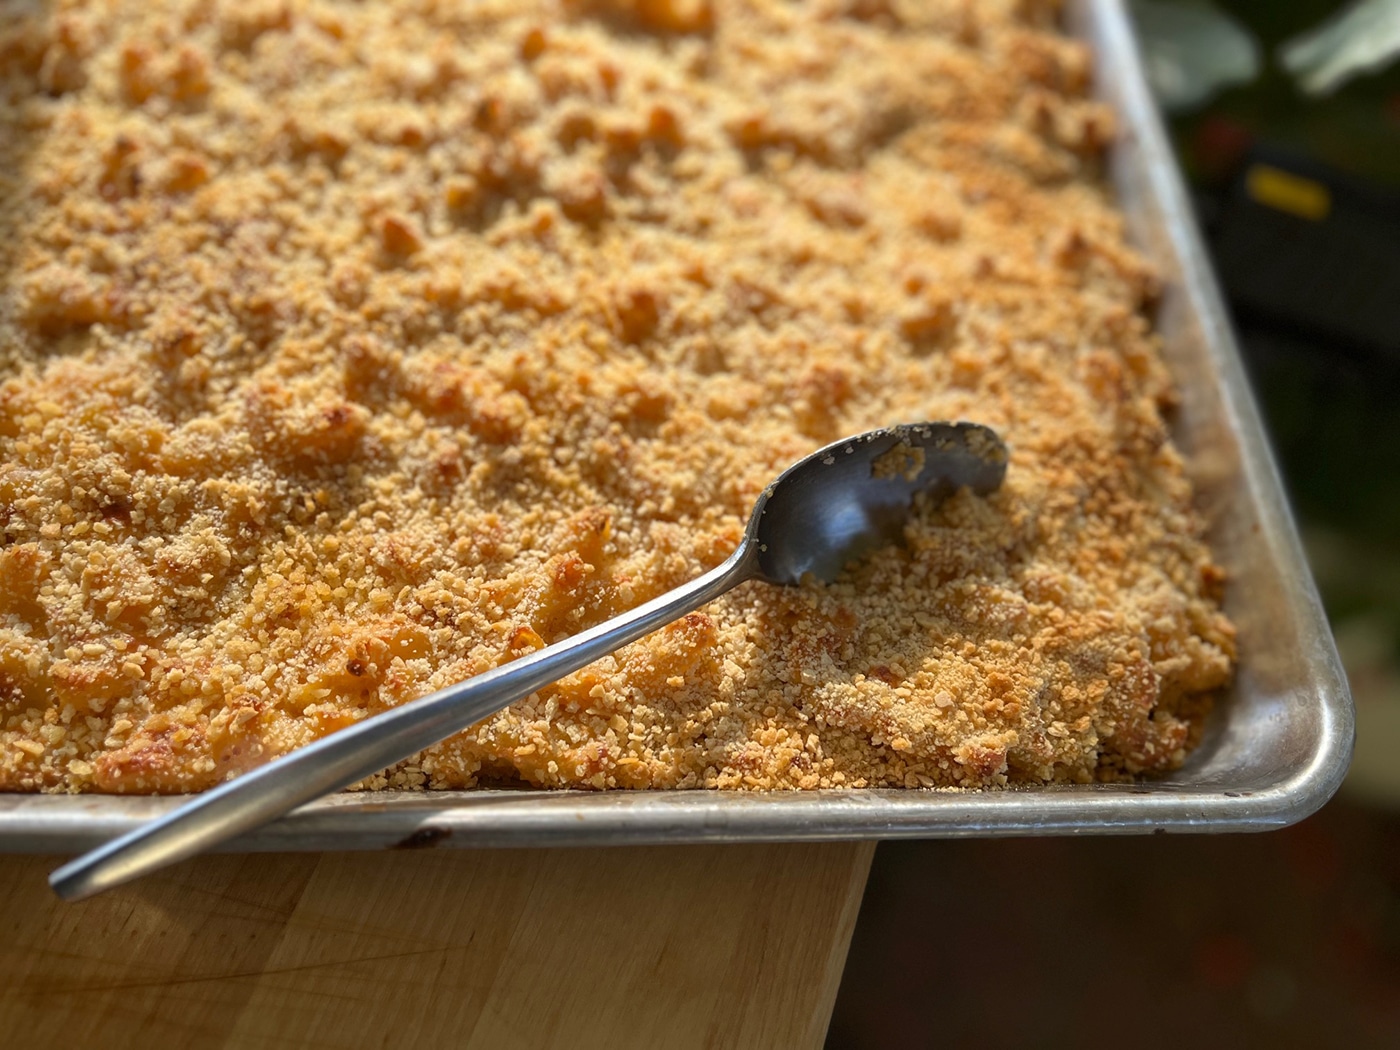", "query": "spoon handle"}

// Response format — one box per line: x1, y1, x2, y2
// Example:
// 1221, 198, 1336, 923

51, 547, 755, 901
